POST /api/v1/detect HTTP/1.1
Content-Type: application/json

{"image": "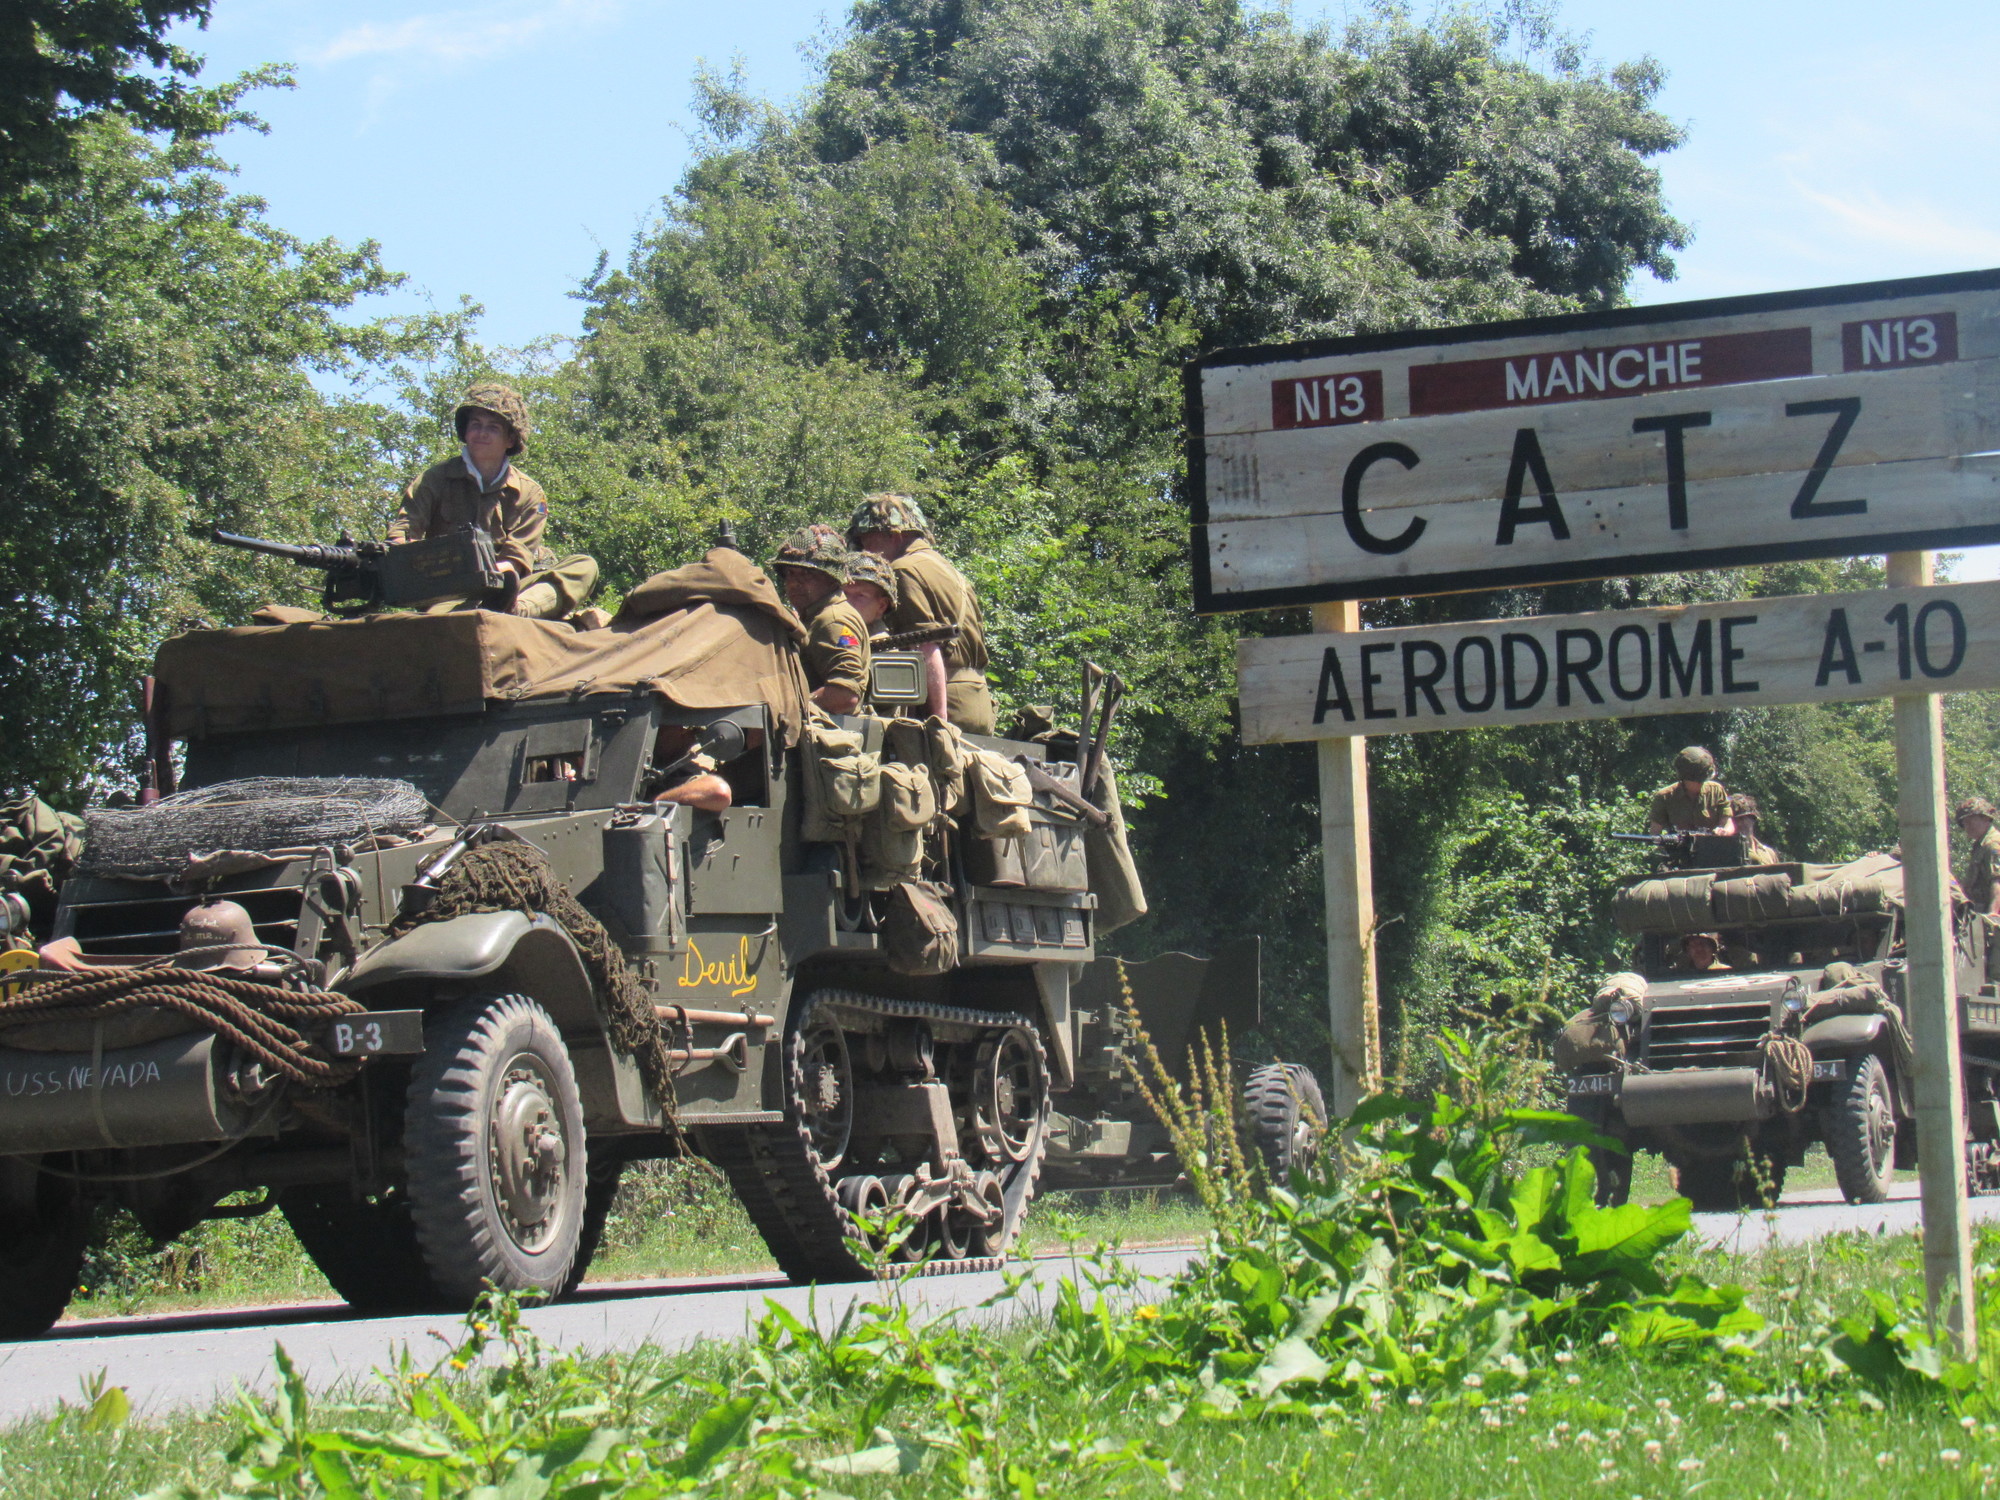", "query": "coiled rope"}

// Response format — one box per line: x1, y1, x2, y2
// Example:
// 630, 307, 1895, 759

0, 967, 365, 1087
